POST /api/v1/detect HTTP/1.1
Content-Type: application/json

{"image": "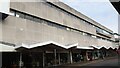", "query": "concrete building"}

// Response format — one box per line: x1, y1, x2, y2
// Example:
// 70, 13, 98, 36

0, 0, 118, 67
110, 0, 120, 49
110, 0, 120, 35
